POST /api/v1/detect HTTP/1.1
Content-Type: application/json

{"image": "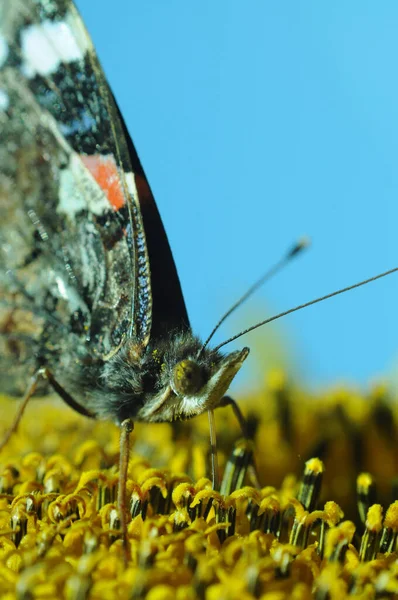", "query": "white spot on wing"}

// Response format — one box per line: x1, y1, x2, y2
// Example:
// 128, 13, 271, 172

55, 276, 68, 299
0, 89, 9, 111
21, 13, 90, 78
125, 172, 139, 205
54, 274, 87, 314
0, 35, 8, 68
